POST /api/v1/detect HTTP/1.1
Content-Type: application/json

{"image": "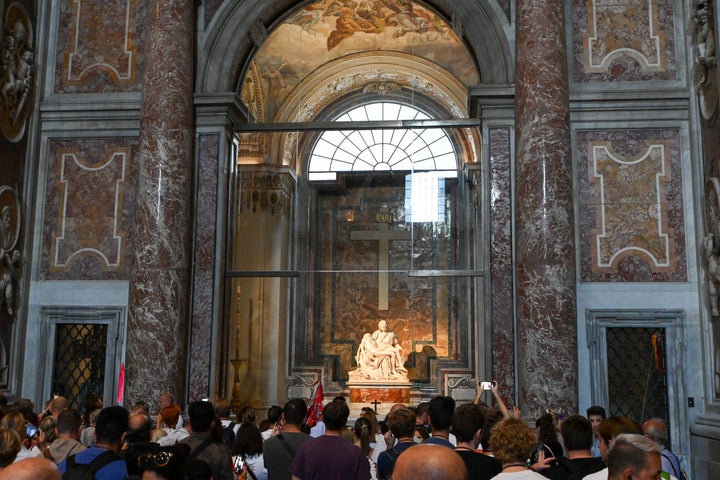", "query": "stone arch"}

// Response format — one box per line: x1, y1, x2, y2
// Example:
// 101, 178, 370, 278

263, 50, 480, 173
197, 0, 514, 94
